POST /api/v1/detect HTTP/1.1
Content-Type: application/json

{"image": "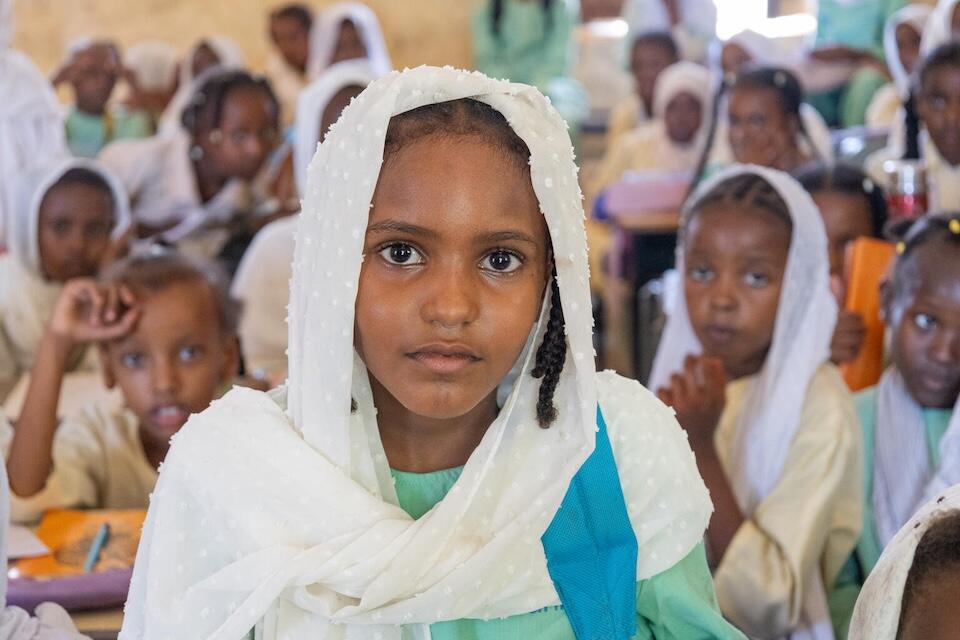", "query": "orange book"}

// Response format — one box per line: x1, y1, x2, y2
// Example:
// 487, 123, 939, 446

841, 238, 896, 391
13, 510, 146, 579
